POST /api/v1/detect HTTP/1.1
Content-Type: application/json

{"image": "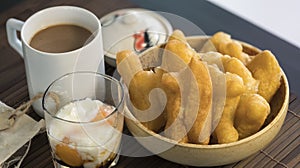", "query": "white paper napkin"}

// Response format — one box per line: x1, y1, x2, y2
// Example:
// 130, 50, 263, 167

0, 101, 44, 165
